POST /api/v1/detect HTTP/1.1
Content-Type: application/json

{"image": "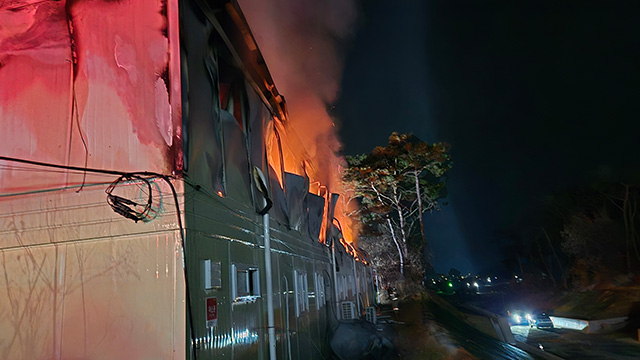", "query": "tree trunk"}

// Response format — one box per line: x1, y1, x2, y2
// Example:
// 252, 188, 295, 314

414, 170, 428, 261
623, 184, 631, 272
517, 252, 524, 277
387, 217, 404, 276
392, 185, 409, 263
372, 184, 405, 275
542, 227, 567, 289
538, 243, 557, 288
630, 190, 640, 263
